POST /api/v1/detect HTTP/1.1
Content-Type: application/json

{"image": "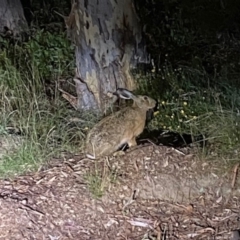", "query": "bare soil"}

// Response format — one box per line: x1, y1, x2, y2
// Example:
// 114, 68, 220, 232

0, 144, 240, 240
